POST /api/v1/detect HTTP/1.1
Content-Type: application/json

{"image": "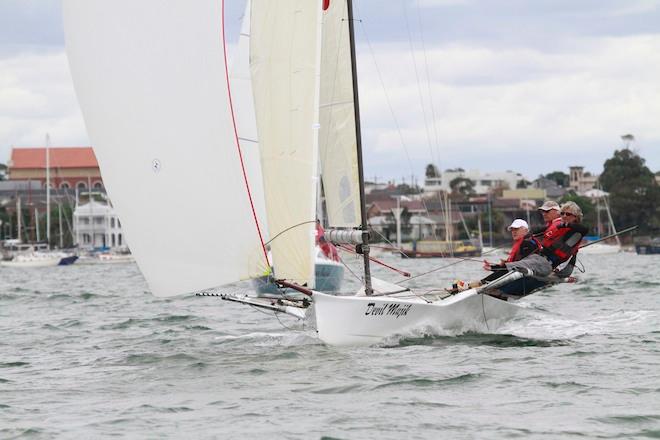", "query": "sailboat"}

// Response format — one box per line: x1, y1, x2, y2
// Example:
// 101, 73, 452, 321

63, 0, 572, 345
580, 189, 622, 254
